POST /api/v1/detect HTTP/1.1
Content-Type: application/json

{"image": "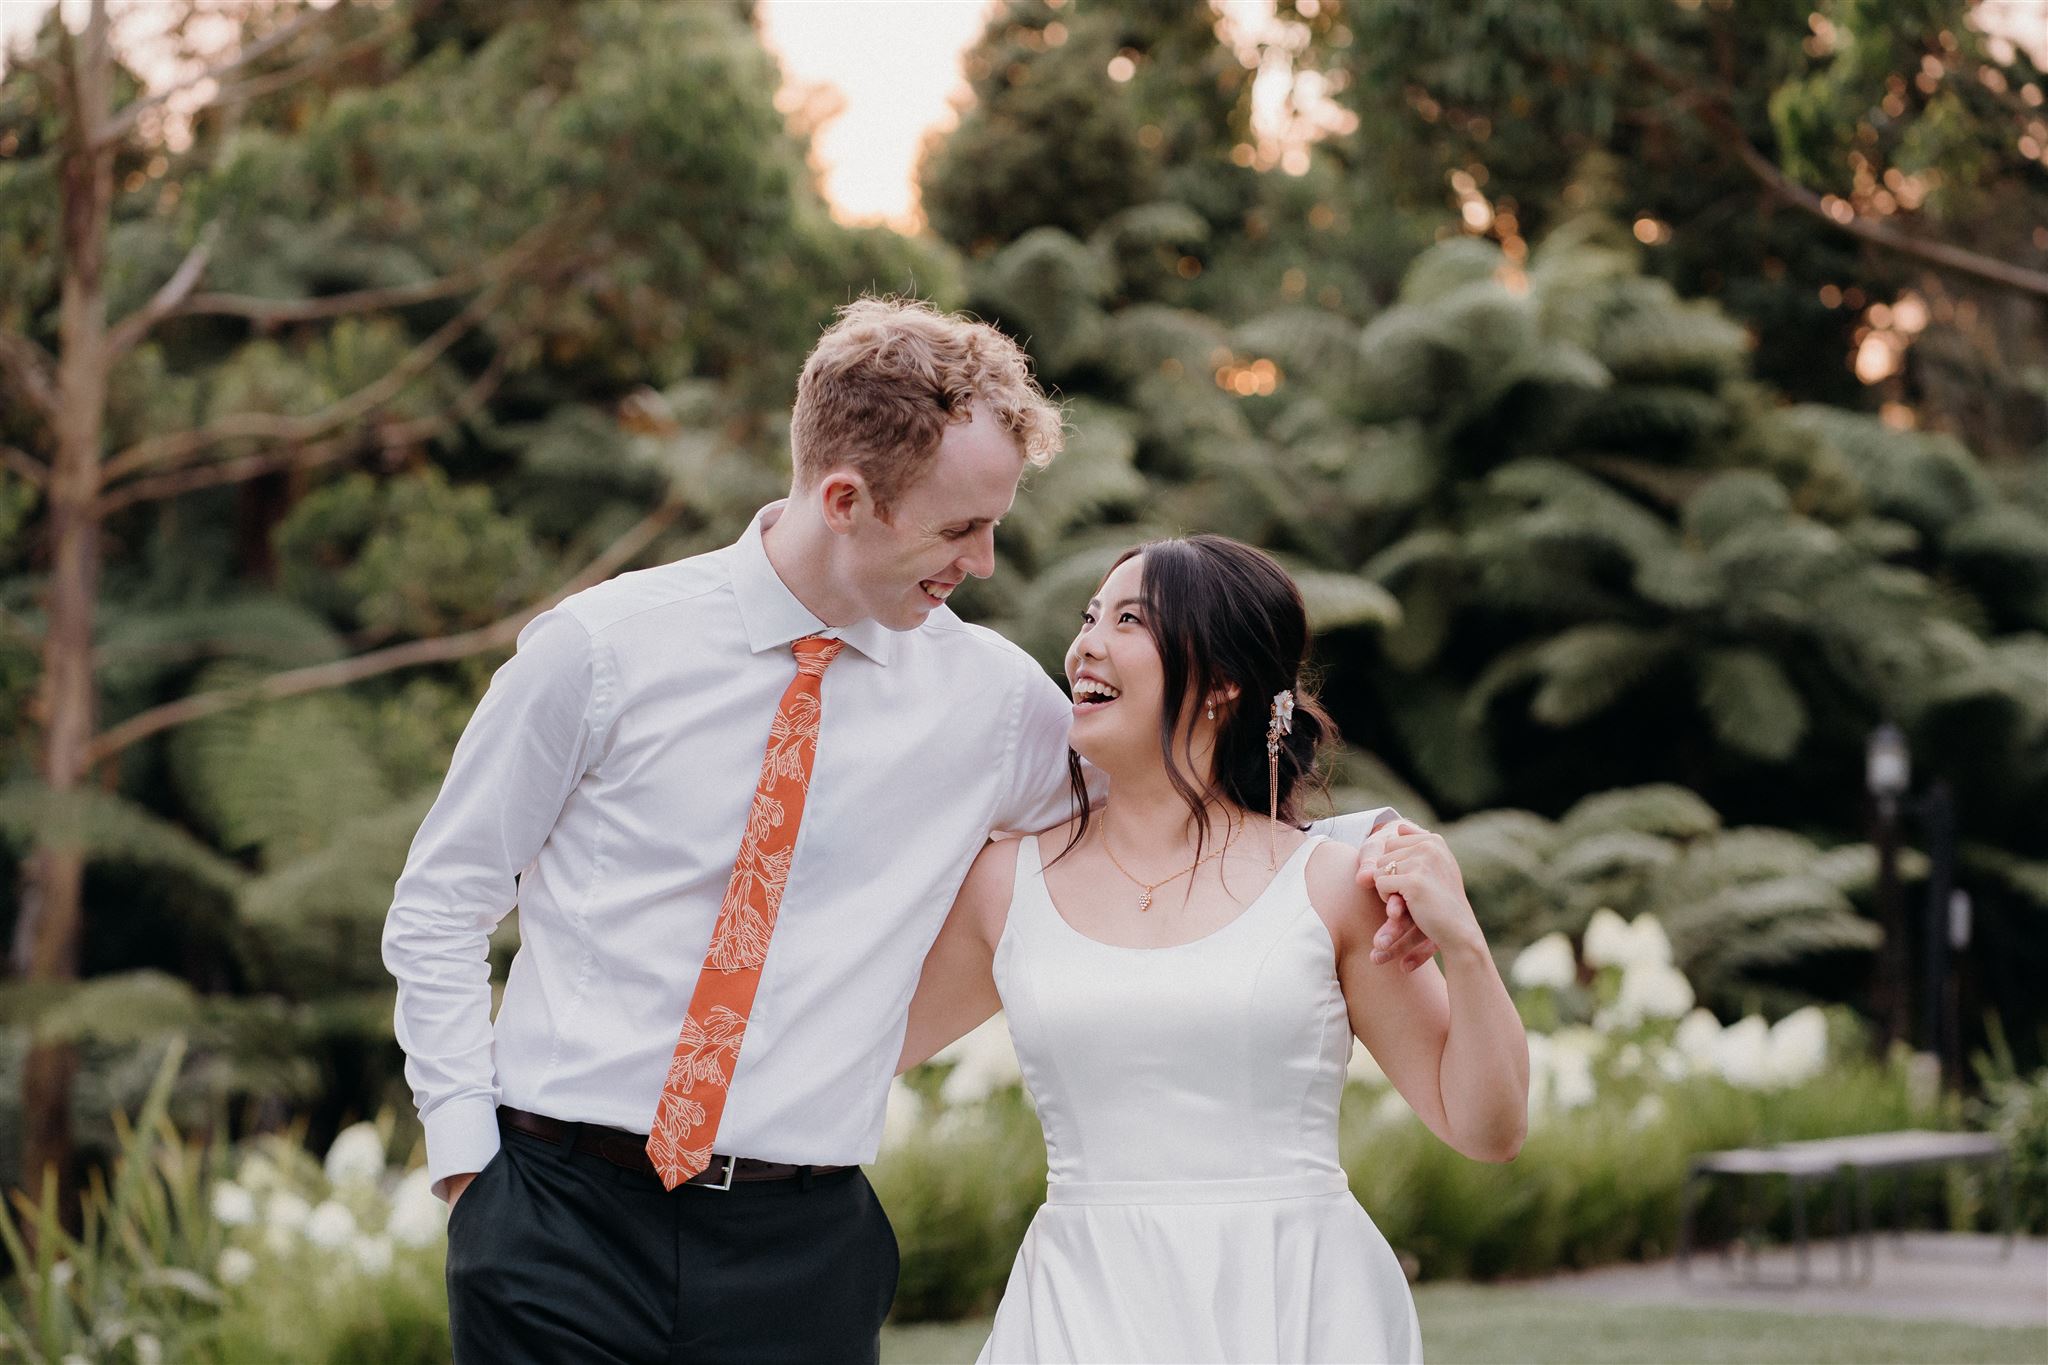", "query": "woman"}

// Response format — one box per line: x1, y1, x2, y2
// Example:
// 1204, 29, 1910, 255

900, 535, 1529, 1364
